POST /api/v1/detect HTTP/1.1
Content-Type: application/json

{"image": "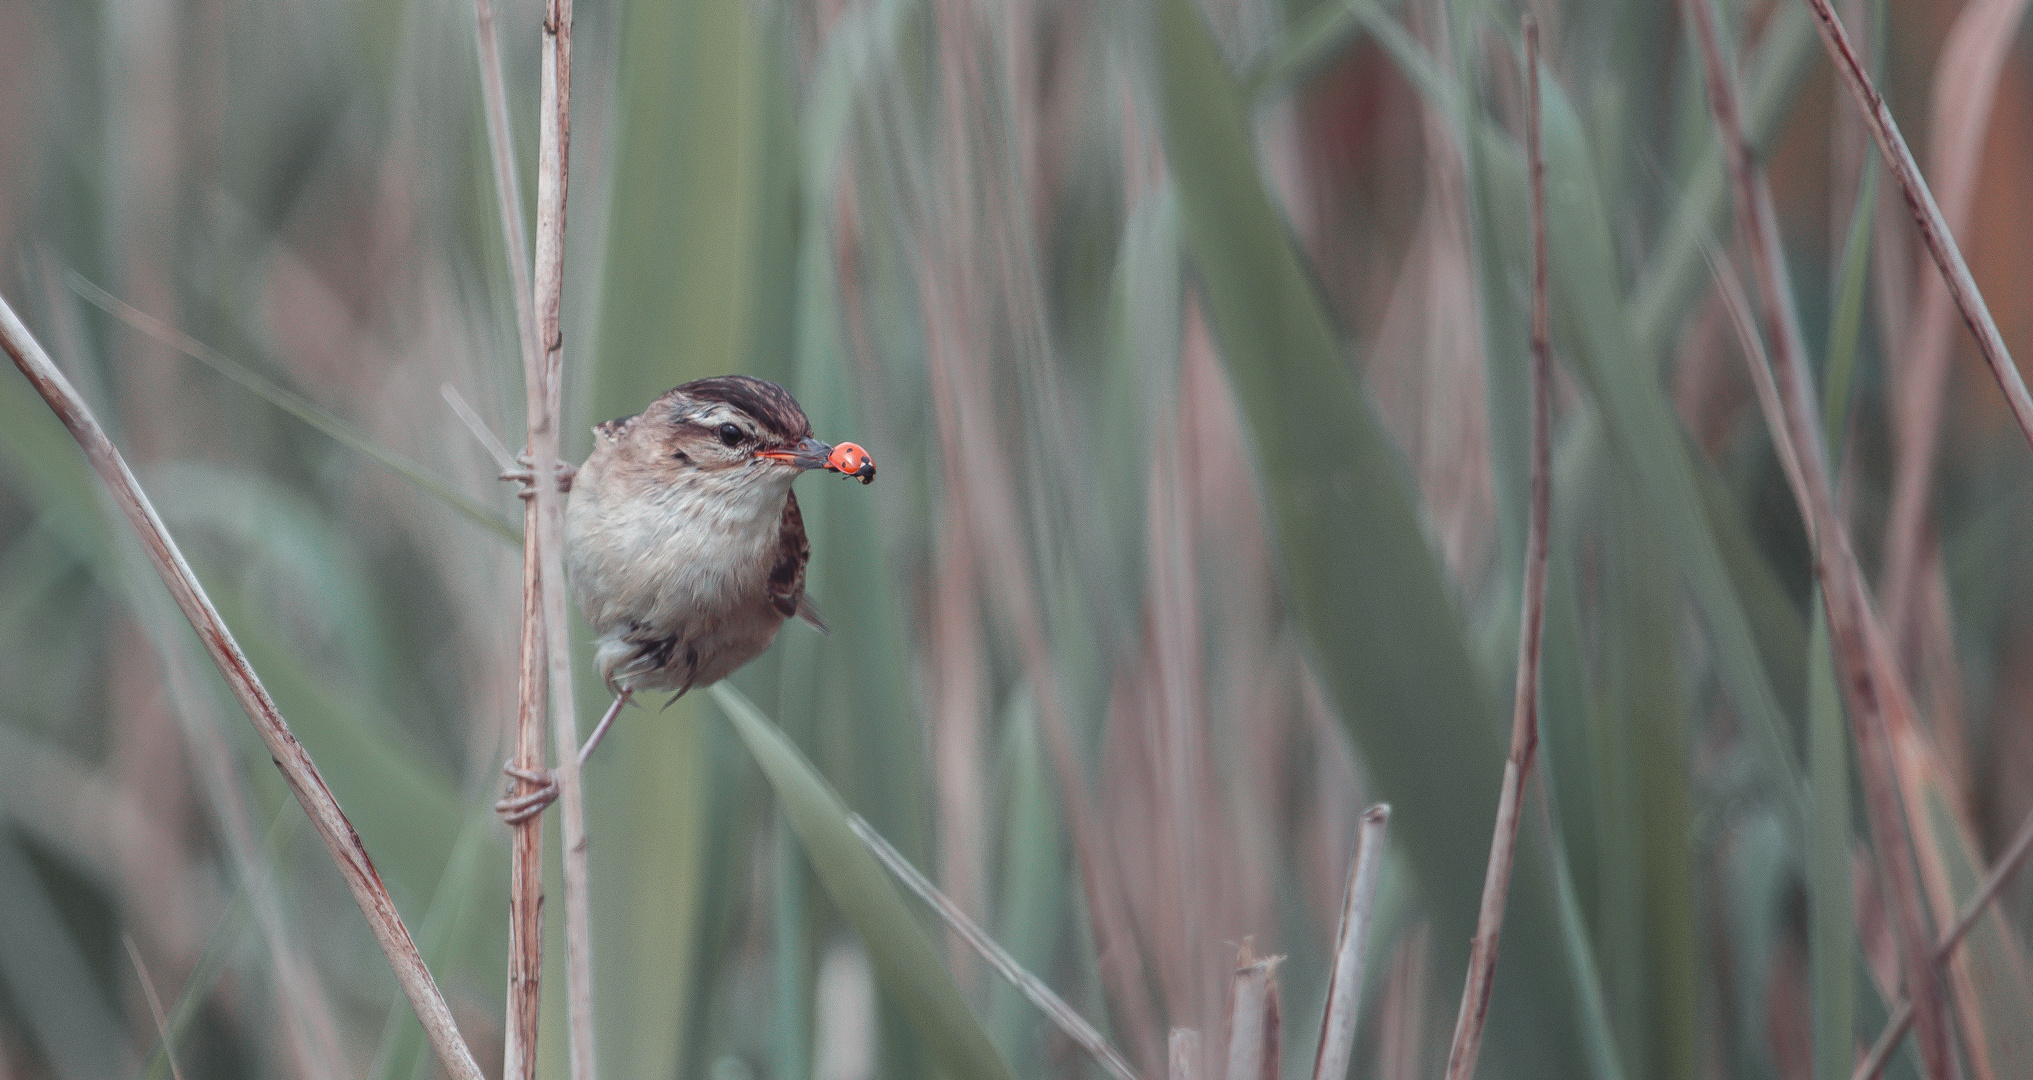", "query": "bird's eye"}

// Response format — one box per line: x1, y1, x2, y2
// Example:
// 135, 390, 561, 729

717, 423, 744, 447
